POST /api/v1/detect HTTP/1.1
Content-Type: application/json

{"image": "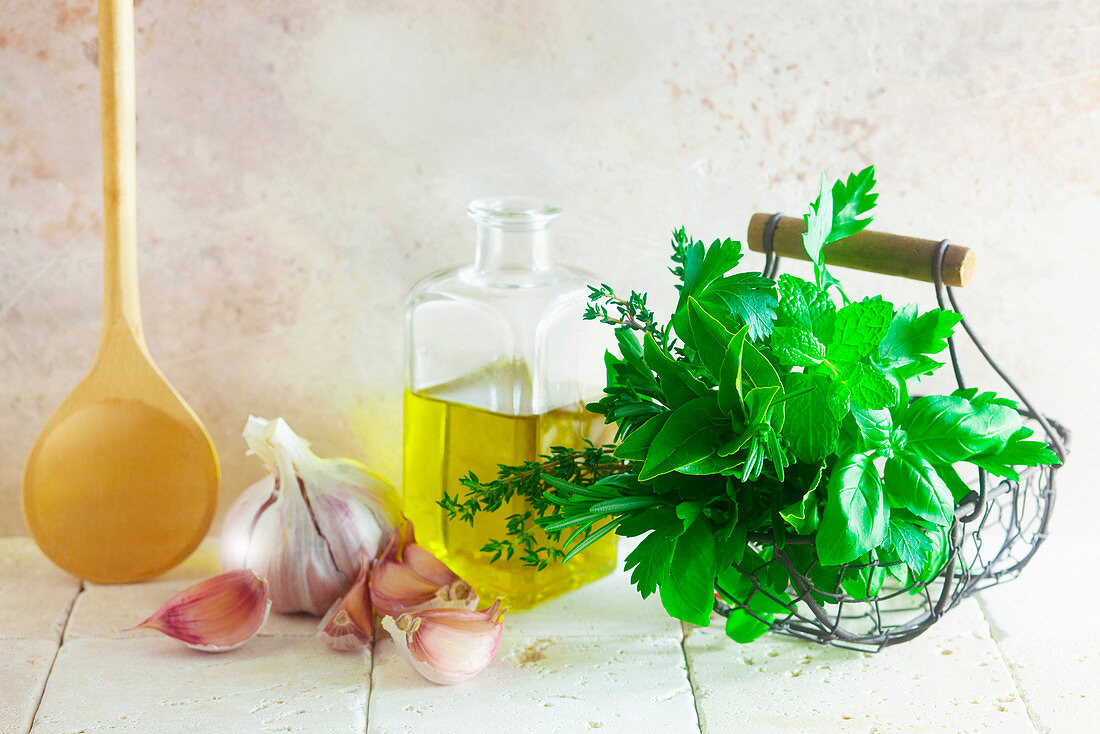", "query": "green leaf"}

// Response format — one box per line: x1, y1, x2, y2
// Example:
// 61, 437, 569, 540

826, 381, 852, 420
803, 173, 833, 265
771, 326, 825, 366
816, 452, 888, 566
740, 342, 785, 430
782, 373, 839, 462
851, 407, 893, 451
658, 517, 718, 626
882, 518, 932, 576
841, 556, 886, 600
638, 395, 724, 481
914, 525, 950, 583
828, 165, 877, 243
967, 428, 1060, 478
717, 325, 749, 415
903, 393, 1022, 464
682, 298, 735, 378
933, 462, 974, 503
676, 237, 743, 309
846, 362, 900, 410
827, 297, 894, 363
777, 274, 835, 336
724, 607, 770, 643
642, 333, 709, 408
613, 412, 669, 461
883, 451, 954, 527
623, 526, 676, 598
780, 489, 820, 534
694, 272, 779, 341
878, 304, 962, 370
